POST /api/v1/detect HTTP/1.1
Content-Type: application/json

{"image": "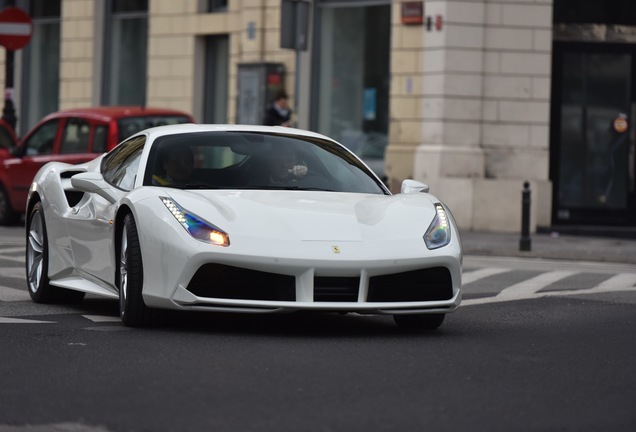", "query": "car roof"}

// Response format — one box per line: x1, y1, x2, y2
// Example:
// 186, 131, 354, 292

43, 106, 194, 123
142, 123, 337, 142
